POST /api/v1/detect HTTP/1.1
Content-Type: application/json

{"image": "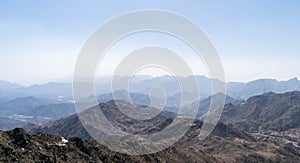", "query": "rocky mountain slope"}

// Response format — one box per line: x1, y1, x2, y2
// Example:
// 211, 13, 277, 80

28, 100, 300, 162
4, 123, 298, 162
30, 100, 176, 139
1, 128, 218, 162
221, 91, 300, 144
